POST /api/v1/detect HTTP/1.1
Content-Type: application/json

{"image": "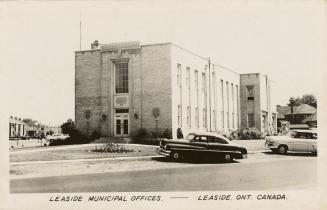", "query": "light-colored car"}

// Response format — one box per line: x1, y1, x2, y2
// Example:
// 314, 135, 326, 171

45, 134, 69, 141
265, 129, 317, 154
